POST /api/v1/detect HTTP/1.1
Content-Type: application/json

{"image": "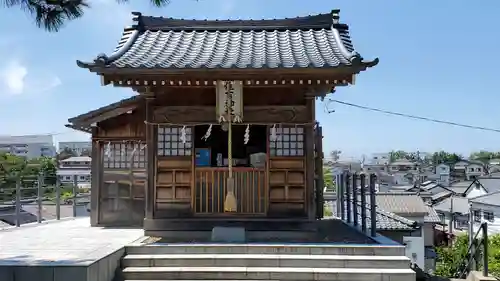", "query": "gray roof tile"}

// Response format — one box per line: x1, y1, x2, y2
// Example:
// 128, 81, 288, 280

330, 200, 417, 231
76, 11, 378, 71
424, 205, 441, 223
375, 192, 429, 215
